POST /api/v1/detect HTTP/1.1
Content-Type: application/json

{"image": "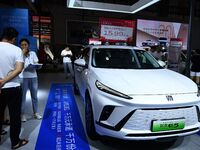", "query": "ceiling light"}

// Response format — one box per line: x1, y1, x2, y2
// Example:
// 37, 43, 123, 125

130, 0, 160, 13
67, 0, 161, 14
